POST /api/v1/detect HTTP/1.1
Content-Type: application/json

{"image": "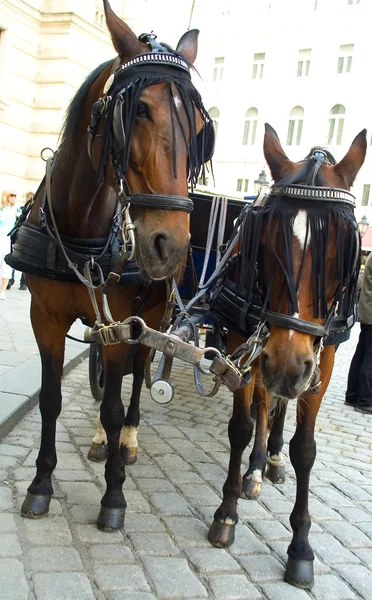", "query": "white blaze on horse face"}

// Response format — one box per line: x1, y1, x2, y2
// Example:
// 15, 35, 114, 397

289, 312, 299, 339
173, 94, 182, 110
288, 210, 311, 339
293, 209, 311, 250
